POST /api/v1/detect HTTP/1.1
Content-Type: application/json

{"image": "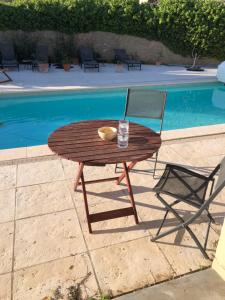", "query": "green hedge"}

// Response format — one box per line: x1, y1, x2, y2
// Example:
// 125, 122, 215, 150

0, 0, 224, 59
